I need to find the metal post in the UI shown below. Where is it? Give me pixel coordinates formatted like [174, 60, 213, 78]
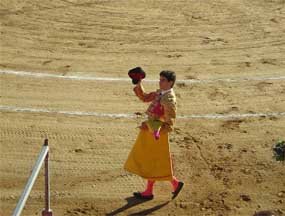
[12, 140, 49, 216]
[42, 139, 53, 216]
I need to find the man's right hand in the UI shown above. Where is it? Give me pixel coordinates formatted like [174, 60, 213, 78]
[136, 80, 142, 86]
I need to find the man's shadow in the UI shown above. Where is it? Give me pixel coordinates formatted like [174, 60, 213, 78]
[106, 196, 169, 216]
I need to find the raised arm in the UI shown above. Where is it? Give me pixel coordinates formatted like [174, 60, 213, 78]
[133, 82, 157, 102]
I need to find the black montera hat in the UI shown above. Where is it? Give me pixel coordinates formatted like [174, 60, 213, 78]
[128, 67, 146, 84]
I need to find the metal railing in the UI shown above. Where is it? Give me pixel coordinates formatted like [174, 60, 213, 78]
[12, 139, 53, 216]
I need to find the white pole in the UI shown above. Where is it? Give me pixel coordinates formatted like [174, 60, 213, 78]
[12, 144, 49, 216]
[42, 139, 53, 216]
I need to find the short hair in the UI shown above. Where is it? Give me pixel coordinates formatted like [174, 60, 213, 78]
[160, 70, 176, 87]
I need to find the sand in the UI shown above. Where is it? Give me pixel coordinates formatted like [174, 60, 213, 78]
[0, 0, 285, 215]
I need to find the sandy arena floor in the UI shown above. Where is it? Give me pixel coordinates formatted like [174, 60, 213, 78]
[1, 0, 285, 215]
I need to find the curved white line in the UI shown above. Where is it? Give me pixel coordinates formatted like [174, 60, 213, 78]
[0, 69, 131, 82]
[1, 69, 285, 83]
[179, 112, 285, 119]
[1, 105, 284, 120]
[0, 106, 133, 118]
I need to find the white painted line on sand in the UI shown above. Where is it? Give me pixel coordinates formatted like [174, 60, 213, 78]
[1, 105, 284, 120]
[0, 106, 132, 118]
[1, 69, 285, 83]
[0, 69, 131, 82]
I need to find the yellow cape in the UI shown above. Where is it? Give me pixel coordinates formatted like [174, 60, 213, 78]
[124, 129, 173, 181]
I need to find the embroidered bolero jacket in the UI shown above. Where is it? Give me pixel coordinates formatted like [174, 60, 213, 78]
[133, 84, 177, 132]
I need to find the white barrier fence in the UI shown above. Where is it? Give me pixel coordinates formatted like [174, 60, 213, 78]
[12, 139, 53, 216]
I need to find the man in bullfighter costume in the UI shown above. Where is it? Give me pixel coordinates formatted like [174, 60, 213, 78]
[124, 67, 184, 200]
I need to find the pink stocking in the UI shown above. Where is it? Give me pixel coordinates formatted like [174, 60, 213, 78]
[141, 180, 155, 196]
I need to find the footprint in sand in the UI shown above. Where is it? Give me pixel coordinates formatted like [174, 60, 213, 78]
[221, 119, 244, 130]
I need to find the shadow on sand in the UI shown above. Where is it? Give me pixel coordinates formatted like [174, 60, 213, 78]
[106, 196, 169, 216]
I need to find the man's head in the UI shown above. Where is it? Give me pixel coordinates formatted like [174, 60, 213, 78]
[159, 70, 176, 90]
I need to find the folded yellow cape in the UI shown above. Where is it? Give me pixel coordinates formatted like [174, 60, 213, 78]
[124, 129, 173, 181]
